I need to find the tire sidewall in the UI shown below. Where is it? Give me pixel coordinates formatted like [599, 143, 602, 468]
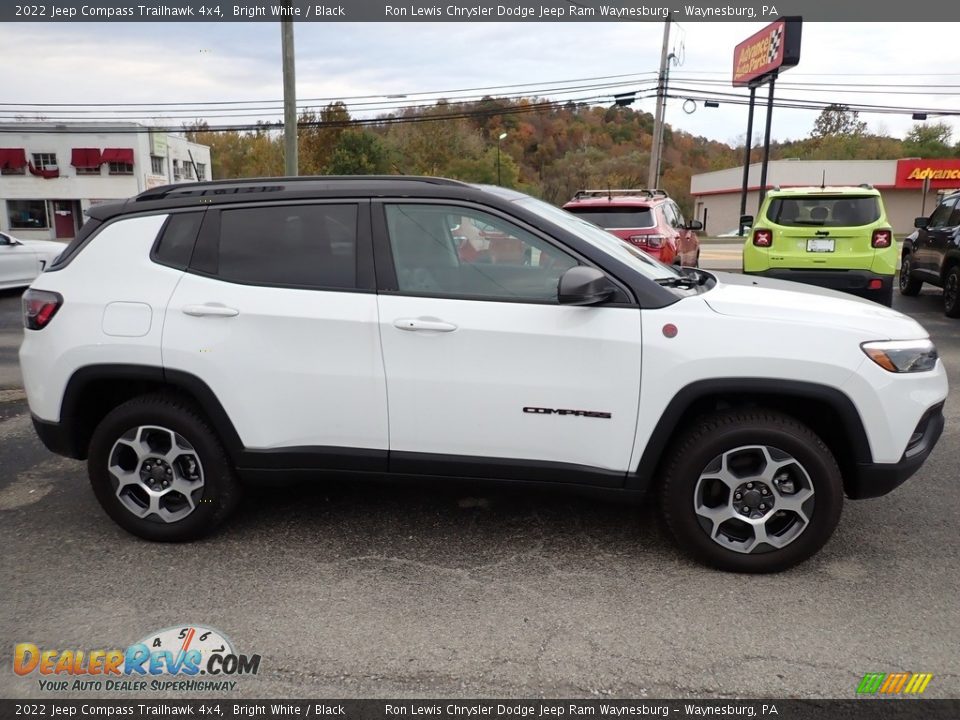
[663, 418, 843, 573]
[899, 256, 912, 292]
[88, 397, 237, 542]
[945, 267, 960, 317]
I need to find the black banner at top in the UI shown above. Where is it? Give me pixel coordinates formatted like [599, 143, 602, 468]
[1, 0, 957, 22]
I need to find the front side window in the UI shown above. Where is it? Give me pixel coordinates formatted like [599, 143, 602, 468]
[215, 204, 357, 289]
[7, 199, 49, 229]
[927, 197, 957, 229]
[766, 195, 881, 227]
[385, 204, 578, 301]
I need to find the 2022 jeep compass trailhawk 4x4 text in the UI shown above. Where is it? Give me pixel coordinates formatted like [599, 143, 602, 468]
[20, 176, 948, 573]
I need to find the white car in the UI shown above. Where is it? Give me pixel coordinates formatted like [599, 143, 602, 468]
[0, 232, 64, 290]
[18, 177, 948, 573]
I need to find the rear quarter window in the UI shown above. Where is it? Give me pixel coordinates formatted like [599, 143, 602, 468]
[766, 196, 881, 228]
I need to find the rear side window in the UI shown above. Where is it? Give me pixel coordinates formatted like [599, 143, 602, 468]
[766, 196, 881, 227]
[154, 212, 203, 269]
[216, 204, 357, 289]
[566, 207, 655, 229]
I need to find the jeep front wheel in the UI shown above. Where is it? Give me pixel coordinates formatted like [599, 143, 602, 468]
[660, 410, 843, 573]
[899, 255, 923, 296]
[88, 394, 241, 542]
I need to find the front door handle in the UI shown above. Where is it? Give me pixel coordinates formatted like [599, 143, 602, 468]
[182, 304, 240, 318]
[393, 317, 458, 332]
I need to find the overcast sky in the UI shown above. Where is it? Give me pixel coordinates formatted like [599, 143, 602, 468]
[3, 21, 960, 148]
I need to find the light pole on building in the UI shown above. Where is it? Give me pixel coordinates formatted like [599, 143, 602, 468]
[497, 132, 507, 185]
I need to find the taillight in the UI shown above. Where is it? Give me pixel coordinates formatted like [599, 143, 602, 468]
[22, 289, 63, 330]
[872, 229, 892, 248]
[630, 234, 665, 248]
[753, 229, 773, 247]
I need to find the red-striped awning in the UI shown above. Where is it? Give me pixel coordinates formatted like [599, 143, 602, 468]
[71, 148, 102, 168]
[0, 148, 28, 170]
[101, 148, 134, 164]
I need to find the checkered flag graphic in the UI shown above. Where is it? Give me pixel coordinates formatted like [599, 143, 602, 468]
[768, 26, 783, 63]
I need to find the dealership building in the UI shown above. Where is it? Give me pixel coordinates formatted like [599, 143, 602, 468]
[690, 158, 960, 236]
[0, 122, 212, 241]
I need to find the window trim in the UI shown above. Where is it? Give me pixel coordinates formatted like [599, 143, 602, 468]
[371, 199, 633, 306]
[187, 199, 376, 294]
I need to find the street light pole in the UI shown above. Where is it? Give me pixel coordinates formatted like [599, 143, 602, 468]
[497, 132, 507, 185]
[281, 13, 297, 176]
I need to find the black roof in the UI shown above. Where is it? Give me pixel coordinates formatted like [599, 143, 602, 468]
[86, 176, 480, 222]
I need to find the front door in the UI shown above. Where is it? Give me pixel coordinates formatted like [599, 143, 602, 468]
[374, 201, 642, 484]
[0, 232, 39, 286]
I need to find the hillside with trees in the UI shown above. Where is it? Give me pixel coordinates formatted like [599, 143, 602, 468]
[185, 101, 959, 216]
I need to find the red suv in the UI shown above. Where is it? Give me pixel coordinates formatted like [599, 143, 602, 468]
[562, 189, 701, 266]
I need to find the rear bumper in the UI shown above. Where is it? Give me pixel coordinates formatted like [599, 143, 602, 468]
[32, 414, 85, 460]
[846, 402, 945, 499]
[746, 269, 893, 301]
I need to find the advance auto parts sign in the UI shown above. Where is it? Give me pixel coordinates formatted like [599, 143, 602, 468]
[896, 159, 960, 189]
[732, 18, 802, 87]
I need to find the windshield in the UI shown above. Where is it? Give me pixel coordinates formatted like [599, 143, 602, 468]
[512, 196, 683, 281]
[566, 207, 655, 229]
[766, 195, 881, 227]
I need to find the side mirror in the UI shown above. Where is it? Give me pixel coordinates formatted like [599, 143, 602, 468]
[558, 266, 616, 306]
[739, 215, 754, 227]
[914, 217, 929, 229]
[686, 220, 703, 231]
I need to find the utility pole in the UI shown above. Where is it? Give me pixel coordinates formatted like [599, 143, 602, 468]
[647, 18, 671, 190]
[281, 14, 297, 176]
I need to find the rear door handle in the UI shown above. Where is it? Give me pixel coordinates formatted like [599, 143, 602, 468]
[393, 317, 458, 332]
[182, 304, 240, 318]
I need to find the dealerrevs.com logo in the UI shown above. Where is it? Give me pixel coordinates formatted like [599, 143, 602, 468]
[14, 625, 261, 692]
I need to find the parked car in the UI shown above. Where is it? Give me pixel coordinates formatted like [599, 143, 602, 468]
[19, 177, 946, 573]
[0, 231, 63, 290]
[562, 189, 701, 266]
[741, 186, 897, 306]
[899, 190, 960, 317]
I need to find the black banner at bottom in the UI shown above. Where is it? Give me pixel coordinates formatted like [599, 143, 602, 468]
[3, 699, 959, 720]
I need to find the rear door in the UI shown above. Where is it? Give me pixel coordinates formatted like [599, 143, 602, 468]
[373, 201, 642, 484]
[162, 201, 388, 467]
[918, 196, 958, 278]
[765, 195, 881, 270]
[0, 233, 39, 286]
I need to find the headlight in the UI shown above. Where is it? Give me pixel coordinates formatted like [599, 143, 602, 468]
[861, 339, 938, 373]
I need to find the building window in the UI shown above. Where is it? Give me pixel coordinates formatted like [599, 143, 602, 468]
[182, 161, 193, 180]
[151, 156, 165, 175]
[108, 162, 134, 175]
[76, 166, 101, 176]
[195, 163, 206, 181]
[1, 166, 25, 176]
[32, 153, 58, 170]
[172, 159, 181, 181]
[7, 200, 49, 229]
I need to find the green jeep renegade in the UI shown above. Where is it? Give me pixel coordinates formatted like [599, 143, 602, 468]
[742, 186, 896, 306]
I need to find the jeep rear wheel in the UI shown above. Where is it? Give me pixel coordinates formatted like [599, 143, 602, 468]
[899, 255, 922, 296]
[88, 394, 240, 541]
[944, 265, 960, 318]
[660, 410, 843, 573]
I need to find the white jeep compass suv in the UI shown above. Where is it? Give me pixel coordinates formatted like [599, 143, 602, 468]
[19, 177, 948, 573]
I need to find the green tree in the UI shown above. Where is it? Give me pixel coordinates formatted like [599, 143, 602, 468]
[811, 104, 868, 138]
[327, 129, 391, 174]
[904, 122, 954, 158]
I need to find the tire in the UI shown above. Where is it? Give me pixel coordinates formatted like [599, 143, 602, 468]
[899, 254, 923, 296]
[87, 393, 241, 542]
[944, 265, 960, 318]
[659, 410, 843, 573]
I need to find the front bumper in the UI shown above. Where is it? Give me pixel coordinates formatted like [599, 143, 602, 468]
[846, 402, 945, 499]
[746, 269, 893, 302]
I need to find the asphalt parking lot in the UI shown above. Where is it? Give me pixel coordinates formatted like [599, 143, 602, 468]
[2, 254, 958, 700]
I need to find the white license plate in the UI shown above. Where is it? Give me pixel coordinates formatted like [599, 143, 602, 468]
[806, 238, 835, 253]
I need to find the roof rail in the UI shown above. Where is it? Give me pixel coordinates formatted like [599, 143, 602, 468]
[572, 188, 670, 200]
[134, 175, 470, 202]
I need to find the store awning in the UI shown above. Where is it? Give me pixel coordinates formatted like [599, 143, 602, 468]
[101, 148, 134, 164]
[0, 148, 28, 170]
[71, 148, 103, 168]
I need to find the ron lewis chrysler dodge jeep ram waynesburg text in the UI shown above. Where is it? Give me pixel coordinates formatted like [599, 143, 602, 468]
[19, 177, 948, 573]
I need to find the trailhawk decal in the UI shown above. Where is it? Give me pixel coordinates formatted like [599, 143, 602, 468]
[523, 407, 612, 419]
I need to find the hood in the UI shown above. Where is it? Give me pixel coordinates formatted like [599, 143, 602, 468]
[19, 238, 66, 253]
[704, 271, 926, 339]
